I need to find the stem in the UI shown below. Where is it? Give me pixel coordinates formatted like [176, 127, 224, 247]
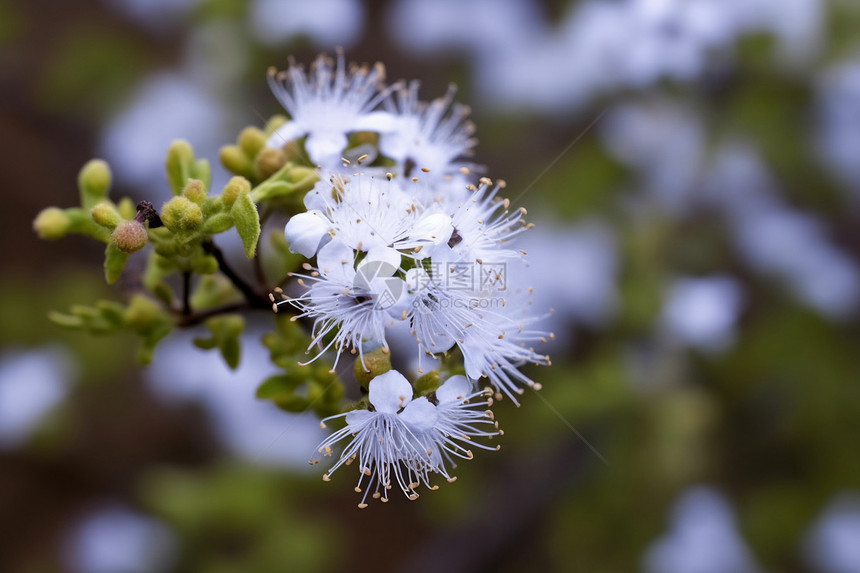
[181, 271, 192, 316]
[202, 239, 269, 309]
[174, 302, 247, 327]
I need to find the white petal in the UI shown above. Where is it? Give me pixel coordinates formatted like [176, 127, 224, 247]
[360, 246, 402, 274]
[316, 238, 354, 282]
[436, 375, 474, 404]
[353, 111, 399, 134]
[284, 210, 328, 257]
[344, 408, 374, 427]
[409, 213, 454, 245]
[399, 396, 438, 433]
[306, 132, 348, 164]
[368, 370, 413, 413]
[265, 121, 305, 148]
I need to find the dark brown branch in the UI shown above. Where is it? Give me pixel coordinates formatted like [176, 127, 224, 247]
[181, 271, 192, 316]
[202, 239, 269, 309]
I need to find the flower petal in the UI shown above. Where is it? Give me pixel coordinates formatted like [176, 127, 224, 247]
[306, 132, 348, 165]
[266, 121, 305, 148]
[399, 396, 438, 433]
[316, 238, 355, 282]
[368, 370, 413, 413]
[284, 210, 329, 257]
[436, 375, 474, 404]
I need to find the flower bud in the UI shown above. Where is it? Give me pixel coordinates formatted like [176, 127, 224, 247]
[221, 176, 251, 208]
[165, 140, 194, 195]
[354, 347, 392, 390]
[33, 207, 70, 239]
[219, 145, 252, 176]
[238, 126, 267, 157]
[91, 202, 121, 230]
[78, 159, 112, 209]
[161, 196, 203, 233]
[182, 179, 207, 205]
[112, 220, 148, 253]
[256, 147, 287, 180]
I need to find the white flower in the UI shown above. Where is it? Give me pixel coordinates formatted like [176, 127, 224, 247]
[286, 171, 454, 259]
[379, 81, 477, 179]
[421, 375, 500, 478]
[266, 51, 396, 165]
[314, 370, 439, 506]
[285, 239, 406, 370]
[424, 178, 527, 267]
[314, 370, 499, 507]
[407, 281, 551, 404]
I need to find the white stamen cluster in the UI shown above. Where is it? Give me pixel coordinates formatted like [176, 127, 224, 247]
[268, 52, 551, 506]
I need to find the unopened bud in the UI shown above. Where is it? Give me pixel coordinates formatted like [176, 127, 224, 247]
[165, 140, 194, 195]
[91, 202, 121, 230]
[78, 159, 112, 209]
[112, 220, 148, 253]
[182, 179, 207, 205]
[219, 145, 252, 176]
[33, 207, 70, 239]
[221, 176, 251, 208]
[238, 127, 267, 157]
[354, 347, 392, 390]
[161, 196, 203, 233]
[256, 147, 287, 180]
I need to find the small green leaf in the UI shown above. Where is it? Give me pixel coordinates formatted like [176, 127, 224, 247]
[231, 191, 260, 258]
[78, 159, 111, 210]
[193, 315, 245, 369]
[104, 242, 129, 284]
[202, 212, 233, 235]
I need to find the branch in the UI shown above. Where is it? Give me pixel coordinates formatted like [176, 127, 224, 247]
[202, 239, 269, 309]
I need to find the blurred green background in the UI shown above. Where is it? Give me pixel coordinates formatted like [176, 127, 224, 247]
[3, 0, 860, 572]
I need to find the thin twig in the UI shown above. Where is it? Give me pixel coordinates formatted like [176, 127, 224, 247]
[202, 239, 269, 309]
[181, 271, 192, 316]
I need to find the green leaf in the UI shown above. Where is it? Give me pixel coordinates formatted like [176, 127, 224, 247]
[104, 242, 129, 284]
[231, 191, 260, 258]
[202, 212, 233, 235]
[193, 315, 245, 369]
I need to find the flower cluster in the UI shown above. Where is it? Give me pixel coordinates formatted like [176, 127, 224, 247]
[270, 51, 551, 506]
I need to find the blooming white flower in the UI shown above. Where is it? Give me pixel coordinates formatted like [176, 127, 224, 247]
[285, 239, 406, 370]
[284, 171, 454, 260]
[266, 50, 396, 166]
[314, 370, 498, 507]
[379, 81, 477, 179]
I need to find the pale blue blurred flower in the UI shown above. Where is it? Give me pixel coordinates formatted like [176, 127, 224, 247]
[0, 346, 73, 449]
[64, 505, 176, 573]
[643, 486, 763, 573]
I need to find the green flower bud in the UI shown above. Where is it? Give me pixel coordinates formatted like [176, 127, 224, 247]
[256, 147, 287, 180]
[117, 197, 136, 220]
[33, 207, 70, 239]
[123, 294, 166, 331]
[182, 179, 207, 205]
[161, 196, 203, 233]
[238, 126, 267, 157]
[221, 176, 251, 208]
[112, 220, 148, 253]
[78, 159, 111, 210]
[264, 114, 287, 137]
[354, 347, 392, 390]
[91, 202, 122, 230]
[219, 145, 252, 177]
[190, 253, 218, 274]
[165, 140, 194, 195]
